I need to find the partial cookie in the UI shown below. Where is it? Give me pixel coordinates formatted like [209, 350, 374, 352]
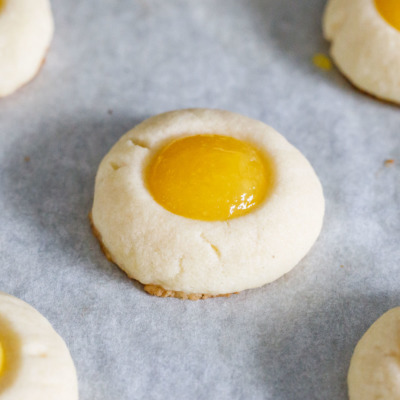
[323, 0, 400, 103]
[0, 0, 54, 97]
[91, 109, 324, 298]
[348, 307, 400, 400]
[0, 292, 78, 399]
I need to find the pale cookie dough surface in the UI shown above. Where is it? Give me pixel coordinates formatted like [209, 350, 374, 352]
[323, 0, 400, 103]
[0, 292, 78, 400]
[92, 109, 324, 296]
[0, 0, 54, 97]
[348, 307, 400, 400]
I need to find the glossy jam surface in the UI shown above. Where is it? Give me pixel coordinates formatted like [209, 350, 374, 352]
[0, 342, 4, 376]
[147, 135, 274, 221]
[375, 0, 400, 31]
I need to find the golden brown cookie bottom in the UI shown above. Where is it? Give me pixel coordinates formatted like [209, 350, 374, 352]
[89, 213, 237, 300]
[143, 284, 235, 300]
[332, 60, 400, 107]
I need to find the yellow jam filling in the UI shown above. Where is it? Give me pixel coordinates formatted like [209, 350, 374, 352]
[0, 342, 4, 376]
[312, 53, 332, 71]
[0, 0, 4, 13]
[375, 0, 400, 31]
[147, 134, 274, 221]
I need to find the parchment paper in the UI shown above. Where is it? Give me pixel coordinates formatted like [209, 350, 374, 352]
[0, 0, 399, 399]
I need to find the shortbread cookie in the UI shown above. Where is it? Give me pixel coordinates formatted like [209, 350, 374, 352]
[0, 0, 54, 97]
[91, 109, 324, 298]
[0, 292, 78, 400]
[348, 307, 400, 400]
[323, 0, 400, 103]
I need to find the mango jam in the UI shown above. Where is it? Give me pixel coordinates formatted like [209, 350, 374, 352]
[0, 342, 4, 376]
[375, 0, 400, 31]
[147, 134, 274, 221]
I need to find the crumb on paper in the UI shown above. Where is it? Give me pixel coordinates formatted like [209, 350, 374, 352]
[384, 159, 395, 166]
[24, 156, 30, 162]
[340, 265, 344, 268]
[108, 109, 113, 115]
[312, 53, 332, 71]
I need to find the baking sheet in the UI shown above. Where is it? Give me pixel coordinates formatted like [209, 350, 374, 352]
[1, 0, 400, 399]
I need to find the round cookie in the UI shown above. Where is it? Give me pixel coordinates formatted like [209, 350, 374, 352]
[0, 292, 78, 400]
[323, 0, 400, 103]
[91, 109, 324, 299]
[0, 0, 54, 97]
[348, 307, 400, 400]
